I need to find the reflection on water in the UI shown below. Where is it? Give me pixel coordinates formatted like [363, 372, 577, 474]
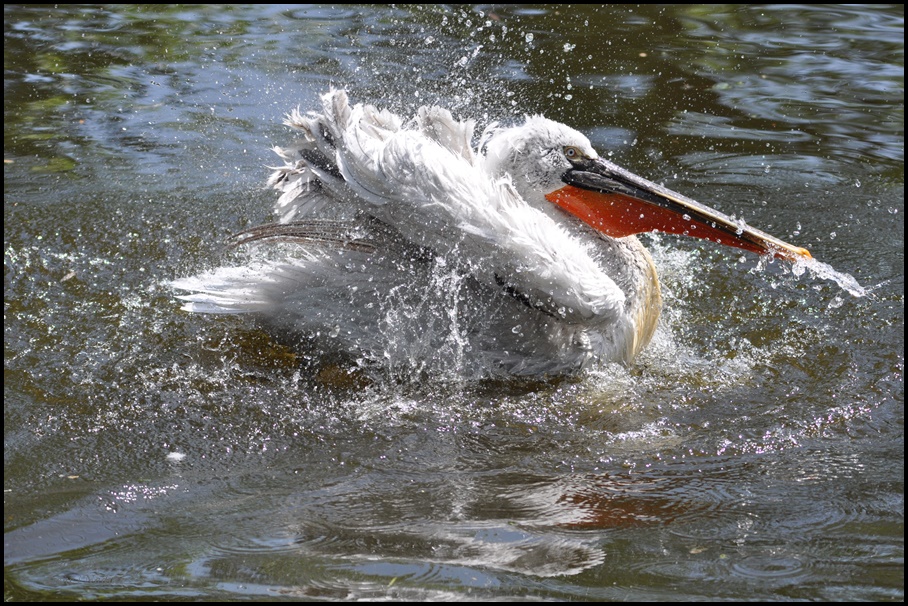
[4, 4, 903, 601]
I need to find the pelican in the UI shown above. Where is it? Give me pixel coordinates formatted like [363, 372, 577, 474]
[172, 89, 811, 377]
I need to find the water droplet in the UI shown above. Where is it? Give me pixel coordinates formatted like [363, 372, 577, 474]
[525, 32, 534, 43]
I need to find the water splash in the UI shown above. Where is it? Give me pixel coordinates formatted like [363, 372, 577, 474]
[749, 247, 869, 298]
[790, 256, 868, 298]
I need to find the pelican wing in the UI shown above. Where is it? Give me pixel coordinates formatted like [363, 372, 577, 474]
[296, 90, 626, 325]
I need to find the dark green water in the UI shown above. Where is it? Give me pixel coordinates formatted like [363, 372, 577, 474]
[5, 4, 903, 600]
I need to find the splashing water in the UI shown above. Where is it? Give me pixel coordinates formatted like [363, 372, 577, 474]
[745, 242, 869, 299]
[789, 256, 868, 298]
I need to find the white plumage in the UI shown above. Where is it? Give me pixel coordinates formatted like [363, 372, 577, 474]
[172, 89, 809, 378]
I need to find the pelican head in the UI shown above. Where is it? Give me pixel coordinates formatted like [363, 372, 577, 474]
[483, 115, 812, 262]
[482, 116, 598, 202]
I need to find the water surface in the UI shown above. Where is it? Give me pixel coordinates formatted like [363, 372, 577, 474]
[4, 4, 903, 600]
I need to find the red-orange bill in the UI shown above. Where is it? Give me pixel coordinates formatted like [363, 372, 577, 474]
[545, 157, 812, 262]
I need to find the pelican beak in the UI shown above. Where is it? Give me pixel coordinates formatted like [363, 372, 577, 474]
[545, 156, 812, 261]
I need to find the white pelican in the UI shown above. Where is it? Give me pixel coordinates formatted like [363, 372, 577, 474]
[172, 89, 811, 377]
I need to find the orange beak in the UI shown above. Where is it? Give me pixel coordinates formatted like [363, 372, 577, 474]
[545, 157, 812, 262]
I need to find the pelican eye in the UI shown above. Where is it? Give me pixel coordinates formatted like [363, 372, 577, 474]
[563, 146, 585, 162]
